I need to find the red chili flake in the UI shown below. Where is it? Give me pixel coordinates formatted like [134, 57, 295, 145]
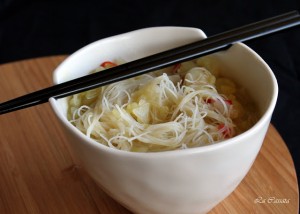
[206, 98, 215, 104]
[218, 124, 231, 138]
[224, 99, 232, 105]
[172, 63, 181, 73]
[100, 61, 117, 68]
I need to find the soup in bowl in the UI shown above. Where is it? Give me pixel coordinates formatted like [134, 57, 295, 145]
[49, 27, 278, 214]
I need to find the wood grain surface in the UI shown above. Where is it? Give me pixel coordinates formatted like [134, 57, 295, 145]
[0, 56, 298, 214]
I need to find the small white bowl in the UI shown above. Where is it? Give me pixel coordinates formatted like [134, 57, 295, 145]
[49, 27, 278, 214]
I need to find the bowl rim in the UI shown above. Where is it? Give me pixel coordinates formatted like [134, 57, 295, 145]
[49, 26, 278, 158]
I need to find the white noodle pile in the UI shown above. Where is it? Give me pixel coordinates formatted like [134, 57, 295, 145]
[68, 59, 256, 152]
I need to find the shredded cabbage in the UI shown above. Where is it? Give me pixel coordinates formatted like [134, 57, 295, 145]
[67, 56, 258, 152]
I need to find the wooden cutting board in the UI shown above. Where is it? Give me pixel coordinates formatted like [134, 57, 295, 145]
[0, 56, 298, 214]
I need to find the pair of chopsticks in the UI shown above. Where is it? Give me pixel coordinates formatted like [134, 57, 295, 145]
[1, 11, 300, 115]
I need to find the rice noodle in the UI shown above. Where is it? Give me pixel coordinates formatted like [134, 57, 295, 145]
[67, 56, 258, 152]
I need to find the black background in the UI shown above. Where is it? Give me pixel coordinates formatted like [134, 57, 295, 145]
[0, 0, 299, 184]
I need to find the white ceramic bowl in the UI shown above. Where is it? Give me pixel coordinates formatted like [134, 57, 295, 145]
[49, 27, 278, 214]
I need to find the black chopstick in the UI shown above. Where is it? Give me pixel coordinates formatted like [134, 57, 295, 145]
[1, 11, 300, 115]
